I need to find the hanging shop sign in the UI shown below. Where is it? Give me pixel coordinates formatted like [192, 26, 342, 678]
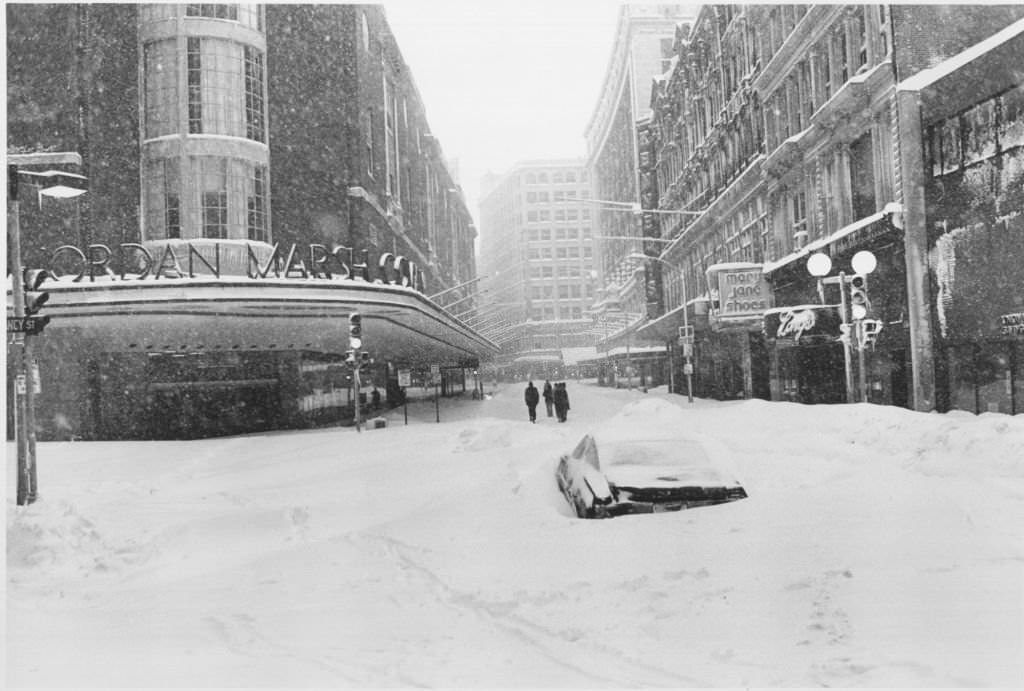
[763, 305, 843, 345]
[44, 241, 427, 293]
[706, 264, 772, 321]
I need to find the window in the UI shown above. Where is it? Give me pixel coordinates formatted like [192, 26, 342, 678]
[186, 37, 264, 141]
[187, 37, 202, 132]
[855, 8, 869, 71]
[199, 158, 228, 238]
[247, 166, 268, 242]
[143, 40, 176, 138]
[552, 172, 563, 184]
[540, 228, 551, 240]
[187, 4, 238, 21]
[790, 188, 808, 248]
[527, 191, 537, 203]
[877, 6, 890, 58]
[365, 109, 375, 176]
[385, 79, 400, 197]
[849, 132, 876, 218]
[527, 211, 538, 223]
[244, 46, 265, 142]
[144, 158, 181, 240]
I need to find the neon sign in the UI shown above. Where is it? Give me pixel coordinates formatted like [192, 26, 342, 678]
[46, 241, 427, 292]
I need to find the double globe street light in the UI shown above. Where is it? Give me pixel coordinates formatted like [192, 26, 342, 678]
[806, 249, 882, 404]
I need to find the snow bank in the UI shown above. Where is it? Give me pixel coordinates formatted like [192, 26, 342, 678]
[6, 385, 1024, 687]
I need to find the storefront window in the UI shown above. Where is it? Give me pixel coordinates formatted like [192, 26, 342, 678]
[977, 344, 1014, 414]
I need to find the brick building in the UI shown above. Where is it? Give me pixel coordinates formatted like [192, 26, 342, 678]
[6, 4, 486, 439]
[639, 4, 1024, 413]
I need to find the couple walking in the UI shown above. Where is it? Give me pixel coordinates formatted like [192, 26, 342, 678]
[524, 380, 571, 423]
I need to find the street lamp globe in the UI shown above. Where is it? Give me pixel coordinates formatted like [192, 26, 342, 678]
[806, 252, 833, 277]
[851, 250, 878, 275]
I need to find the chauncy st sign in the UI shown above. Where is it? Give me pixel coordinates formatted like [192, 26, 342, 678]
[42, 241, 428, 292]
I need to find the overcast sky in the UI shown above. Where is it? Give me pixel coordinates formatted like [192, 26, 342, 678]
[383, 1, 626, 231]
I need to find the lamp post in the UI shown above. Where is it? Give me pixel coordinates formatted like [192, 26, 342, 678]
[7, 154, 88, 505]
[807, 250, 878, 404]
[626, 253, 692, 403]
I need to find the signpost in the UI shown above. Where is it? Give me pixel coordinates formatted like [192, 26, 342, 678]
[430, 364, 440, 423]
[398, 369, 411, 425]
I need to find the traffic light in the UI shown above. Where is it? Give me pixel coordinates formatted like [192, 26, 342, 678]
[344, 350, 356, 365]
[22, 269, 50, 315]
[348, 312, 362, 349]
[848, 275, 871, 320]
[359, 351, 372, 371]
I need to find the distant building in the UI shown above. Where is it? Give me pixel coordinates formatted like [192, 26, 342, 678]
[477, 160, 598, 378]
[6, 4, 489, 439]
[583, 3, 692, 387]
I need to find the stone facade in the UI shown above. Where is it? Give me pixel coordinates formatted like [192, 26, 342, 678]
[642, 4, 1024, 413]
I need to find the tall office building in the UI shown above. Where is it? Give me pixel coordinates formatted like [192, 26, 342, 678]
[477, 160, 597, 376]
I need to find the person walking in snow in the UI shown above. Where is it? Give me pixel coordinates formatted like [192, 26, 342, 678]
[553, 382, 571, 422]
[542, 380, 554, 418]
[524, 381, 540, 423]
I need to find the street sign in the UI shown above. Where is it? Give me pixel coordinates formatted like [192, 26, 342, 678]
[683, 363, 694, 375]
[682, 342, 694, 358]
[15, 375, 26, 395]
[398, 369, 411, 388]
[7, 316, 49, 335]
[678, 325, 694, 340]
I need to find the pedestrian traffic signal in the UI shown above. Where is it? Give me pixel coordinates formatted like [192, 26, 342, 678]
[848, 275, 871, 320]
[359, 351, 372, 371]
[348, 312, 362, 349]
[344, 350, 356, 365]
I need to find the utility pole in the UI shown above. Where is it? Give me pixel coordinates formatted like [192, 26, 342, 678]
[7, 155, 87, 505]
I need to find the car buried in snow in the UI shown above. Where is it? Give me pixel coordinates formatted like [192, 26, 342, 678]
[555, 432, 748, 519]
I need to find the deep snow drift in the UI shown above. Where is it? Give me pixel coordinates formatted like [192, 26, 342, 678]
[6, 383, 1024, 687]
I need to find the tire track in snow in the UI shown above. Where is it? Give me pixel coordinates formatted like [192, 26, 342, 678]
[355, 531, 711, 687]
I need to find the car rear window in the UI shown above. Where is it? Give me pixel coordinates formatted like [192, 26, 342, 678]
[604, 439, 712, 467]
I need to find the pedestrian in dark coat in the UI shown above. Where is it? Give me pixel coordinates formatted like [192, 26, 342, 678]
[542, 380, 554, 417]
[553, 382, 571, 422]
[524, 381, 540, 423]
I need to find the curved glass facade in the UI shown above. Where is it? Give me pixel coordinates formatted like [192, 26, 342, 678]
[139, 3, 269, 242]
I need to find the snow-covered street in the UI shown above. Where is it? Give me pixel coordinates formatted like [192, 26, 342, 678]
[6, 382, 1024, 687]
